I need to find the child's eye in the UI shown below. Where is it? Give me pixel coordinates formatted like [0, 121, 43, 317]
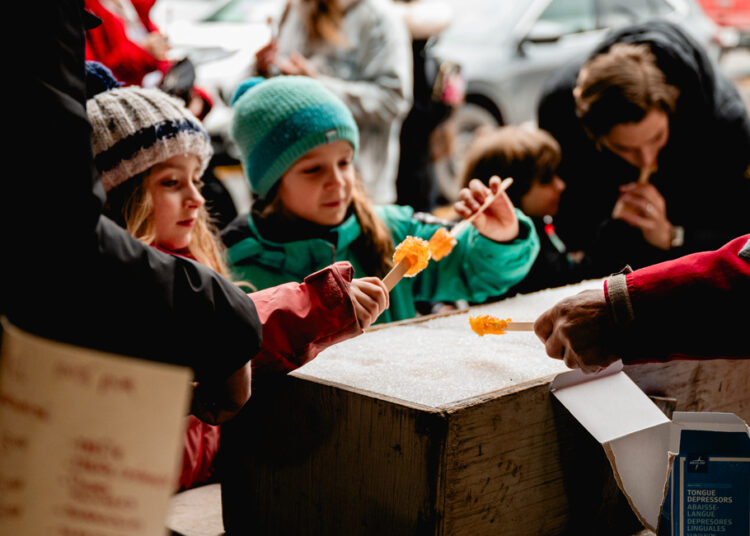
[193, 178, 204, 188]
[160, 178, 179, 187]
[303, 166, 322, 174]
[338, 158, 352, 168]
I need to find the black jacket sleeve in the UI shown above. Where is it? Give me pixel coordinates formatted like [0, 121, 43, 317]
[2, 0, 261, 384]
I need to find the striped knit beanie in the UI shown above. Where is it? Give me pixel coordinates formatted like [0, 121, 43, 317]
[230, 76, 359, 199]
[87, 86, 213, 192]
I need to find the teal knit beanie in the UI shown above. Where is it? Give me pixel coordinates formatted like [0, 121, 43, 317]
[230, 76, 359, 199]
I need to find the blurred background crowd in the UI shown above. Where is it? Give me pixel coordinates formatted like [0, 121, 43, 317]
[85, 0, 750, 221]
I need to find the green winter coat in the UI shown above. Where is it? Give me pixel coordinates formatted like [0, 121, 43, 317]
[226, 204, 540, 324]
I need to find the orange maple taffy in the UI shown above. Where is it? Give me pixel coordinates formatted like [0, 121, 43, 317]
[469, 314, 511, 336]
[393, 235, 431, 276]
[428, 227, 457, 261]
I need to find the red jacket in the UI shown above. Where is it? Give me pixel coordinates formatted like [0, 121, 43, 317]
[178, 261, 362, 490]
[84, 0, 169, 86]
[605, 234, 750, 364]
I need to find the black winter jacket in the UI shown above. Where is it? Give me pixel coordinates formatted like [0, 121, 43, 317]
[2, 0, 261, 387]
[538, 20, 750, 275]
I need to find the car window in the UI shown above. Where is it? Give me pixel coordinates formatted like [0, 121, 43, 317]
[537, 0, 597, 34]
[435, 0, 529, 45]
[647, 0, 677, 16]
[597, 0, 676, 27]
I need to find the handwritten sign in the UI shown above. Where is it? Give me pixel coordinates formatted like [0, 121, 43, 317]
[0, 319, 193, 536]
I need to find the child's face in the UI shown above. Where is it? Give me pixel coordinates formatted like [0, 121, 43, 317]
[145, 154, 205, 251]
[278, 140, 355, 226]
[520, 175, 566, 217]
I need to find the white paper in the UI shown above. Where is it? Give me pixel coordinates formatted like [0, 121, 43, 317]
[550, 366, 669, 444]
[0, 319, 193, 536]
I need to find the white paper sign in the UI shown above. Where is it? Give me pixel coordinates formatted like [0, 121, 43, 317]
[0, 319, 193, 536]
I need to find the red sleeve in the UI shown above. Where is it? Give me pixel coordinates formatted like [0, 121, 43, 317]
[84, 0, 162, 86]
[130, 0, 159, 32]
[178, 415, 220, 491]
[621, 234, 750, 363]
[248, 261, 362, 375]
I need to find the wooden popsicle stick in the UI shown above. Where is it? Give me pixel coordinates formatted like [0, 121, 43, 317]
[450, 177, 514, 238]
[503, 321, 535, 332]
[637, 165, 654, 184]
[382, 257, 411, 291]
[614, 165, 655, 217]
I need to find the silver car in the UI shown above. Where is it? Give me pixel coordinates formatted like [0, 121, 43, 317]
[426, 0, 721, 199]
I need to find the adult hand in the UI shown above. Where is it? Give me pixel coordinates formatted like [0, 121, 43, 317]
[613, 183, 672, 249]
[255, 40, 278, 75]
[143, 32, 170, 61]
[191, 362, 252, 424]
[453, 176, 519, 242]
[278, 52, 318, 77]
[533, 289, 619, 373]
[350, 277, 389, 329]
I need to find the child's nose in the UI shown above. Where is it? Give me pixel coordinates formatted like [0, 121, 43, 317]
[187, 184, 205, 207]
[328, 168, 347, 188]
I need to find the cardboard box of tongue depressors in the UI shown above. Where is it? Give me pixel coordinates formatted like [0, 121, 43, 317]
[551, 361, 750, 536]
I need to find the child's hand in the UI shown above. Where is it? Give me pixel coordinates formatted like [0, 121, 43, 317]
[255, 40, 278, 75]
[454, 176, 519, 242]
[350, 277, 389, 329]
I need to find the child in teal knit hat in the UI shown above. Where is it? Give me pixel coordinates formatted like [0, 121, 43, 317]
[222, 75, 541, 324]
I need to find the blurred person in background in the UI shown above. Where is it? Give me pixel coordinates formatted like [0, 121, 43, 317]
[538, 20, 750, 277]
[458, 124, 595, 299]
[84, 0, 171, 87]
[393, 0, 464, 214]
[84, 0, 213, 119]
[253, 0, 413, 205]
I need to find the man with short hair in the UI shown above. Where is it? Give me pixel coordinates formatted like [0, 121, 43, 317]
[538, 20, 750, 276]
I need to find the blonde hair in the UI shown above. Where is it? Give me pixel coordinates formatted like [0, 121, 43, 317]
[118, 176, 237, 282]
[574, 43, 680, 138]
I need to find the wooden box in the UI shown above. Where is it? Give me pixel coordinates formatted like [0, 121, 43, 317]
[218, 280, 750, 535]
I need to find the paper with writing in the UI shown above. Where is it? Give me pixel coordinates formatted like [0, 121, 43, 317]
[0, 319, 193, 536]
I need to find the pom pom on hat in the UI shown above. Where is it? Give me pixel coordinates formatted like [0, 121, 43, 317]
[85, 61, 123, 99]
[87, 86, 213, 192]
[230, 76, 266, 106]
[230, 76, 359, 199]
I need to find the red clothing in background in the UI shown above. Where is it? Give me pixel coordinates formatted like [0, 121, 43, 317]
[84, 0, 169, 86]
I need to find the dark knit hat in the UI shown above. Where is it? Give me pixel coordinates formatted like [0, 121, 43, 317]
[87, 86, 213, 192]
[85, 61, 123, 99]
[230, 76, 359, 199]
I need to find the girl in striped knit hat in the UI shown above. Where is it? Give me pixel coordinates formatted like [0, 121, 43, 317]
[86, 69, 388, 492]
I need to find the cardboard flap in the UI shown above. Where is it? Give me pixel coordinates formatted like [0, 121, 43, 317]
[550, 361, 669, 444]
[671, 411, 750, 433]
[606, 422, 672, 530]
[550, 361, 672, 530]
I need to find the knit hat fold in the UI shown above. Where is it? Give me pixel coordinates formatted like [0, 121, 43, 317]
[87, 87, 213, 192]
[230, 76, 359, 199]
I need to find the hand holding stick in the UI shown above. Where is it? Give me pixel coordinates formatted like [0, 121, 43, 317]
[450, 176, 514, 239]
